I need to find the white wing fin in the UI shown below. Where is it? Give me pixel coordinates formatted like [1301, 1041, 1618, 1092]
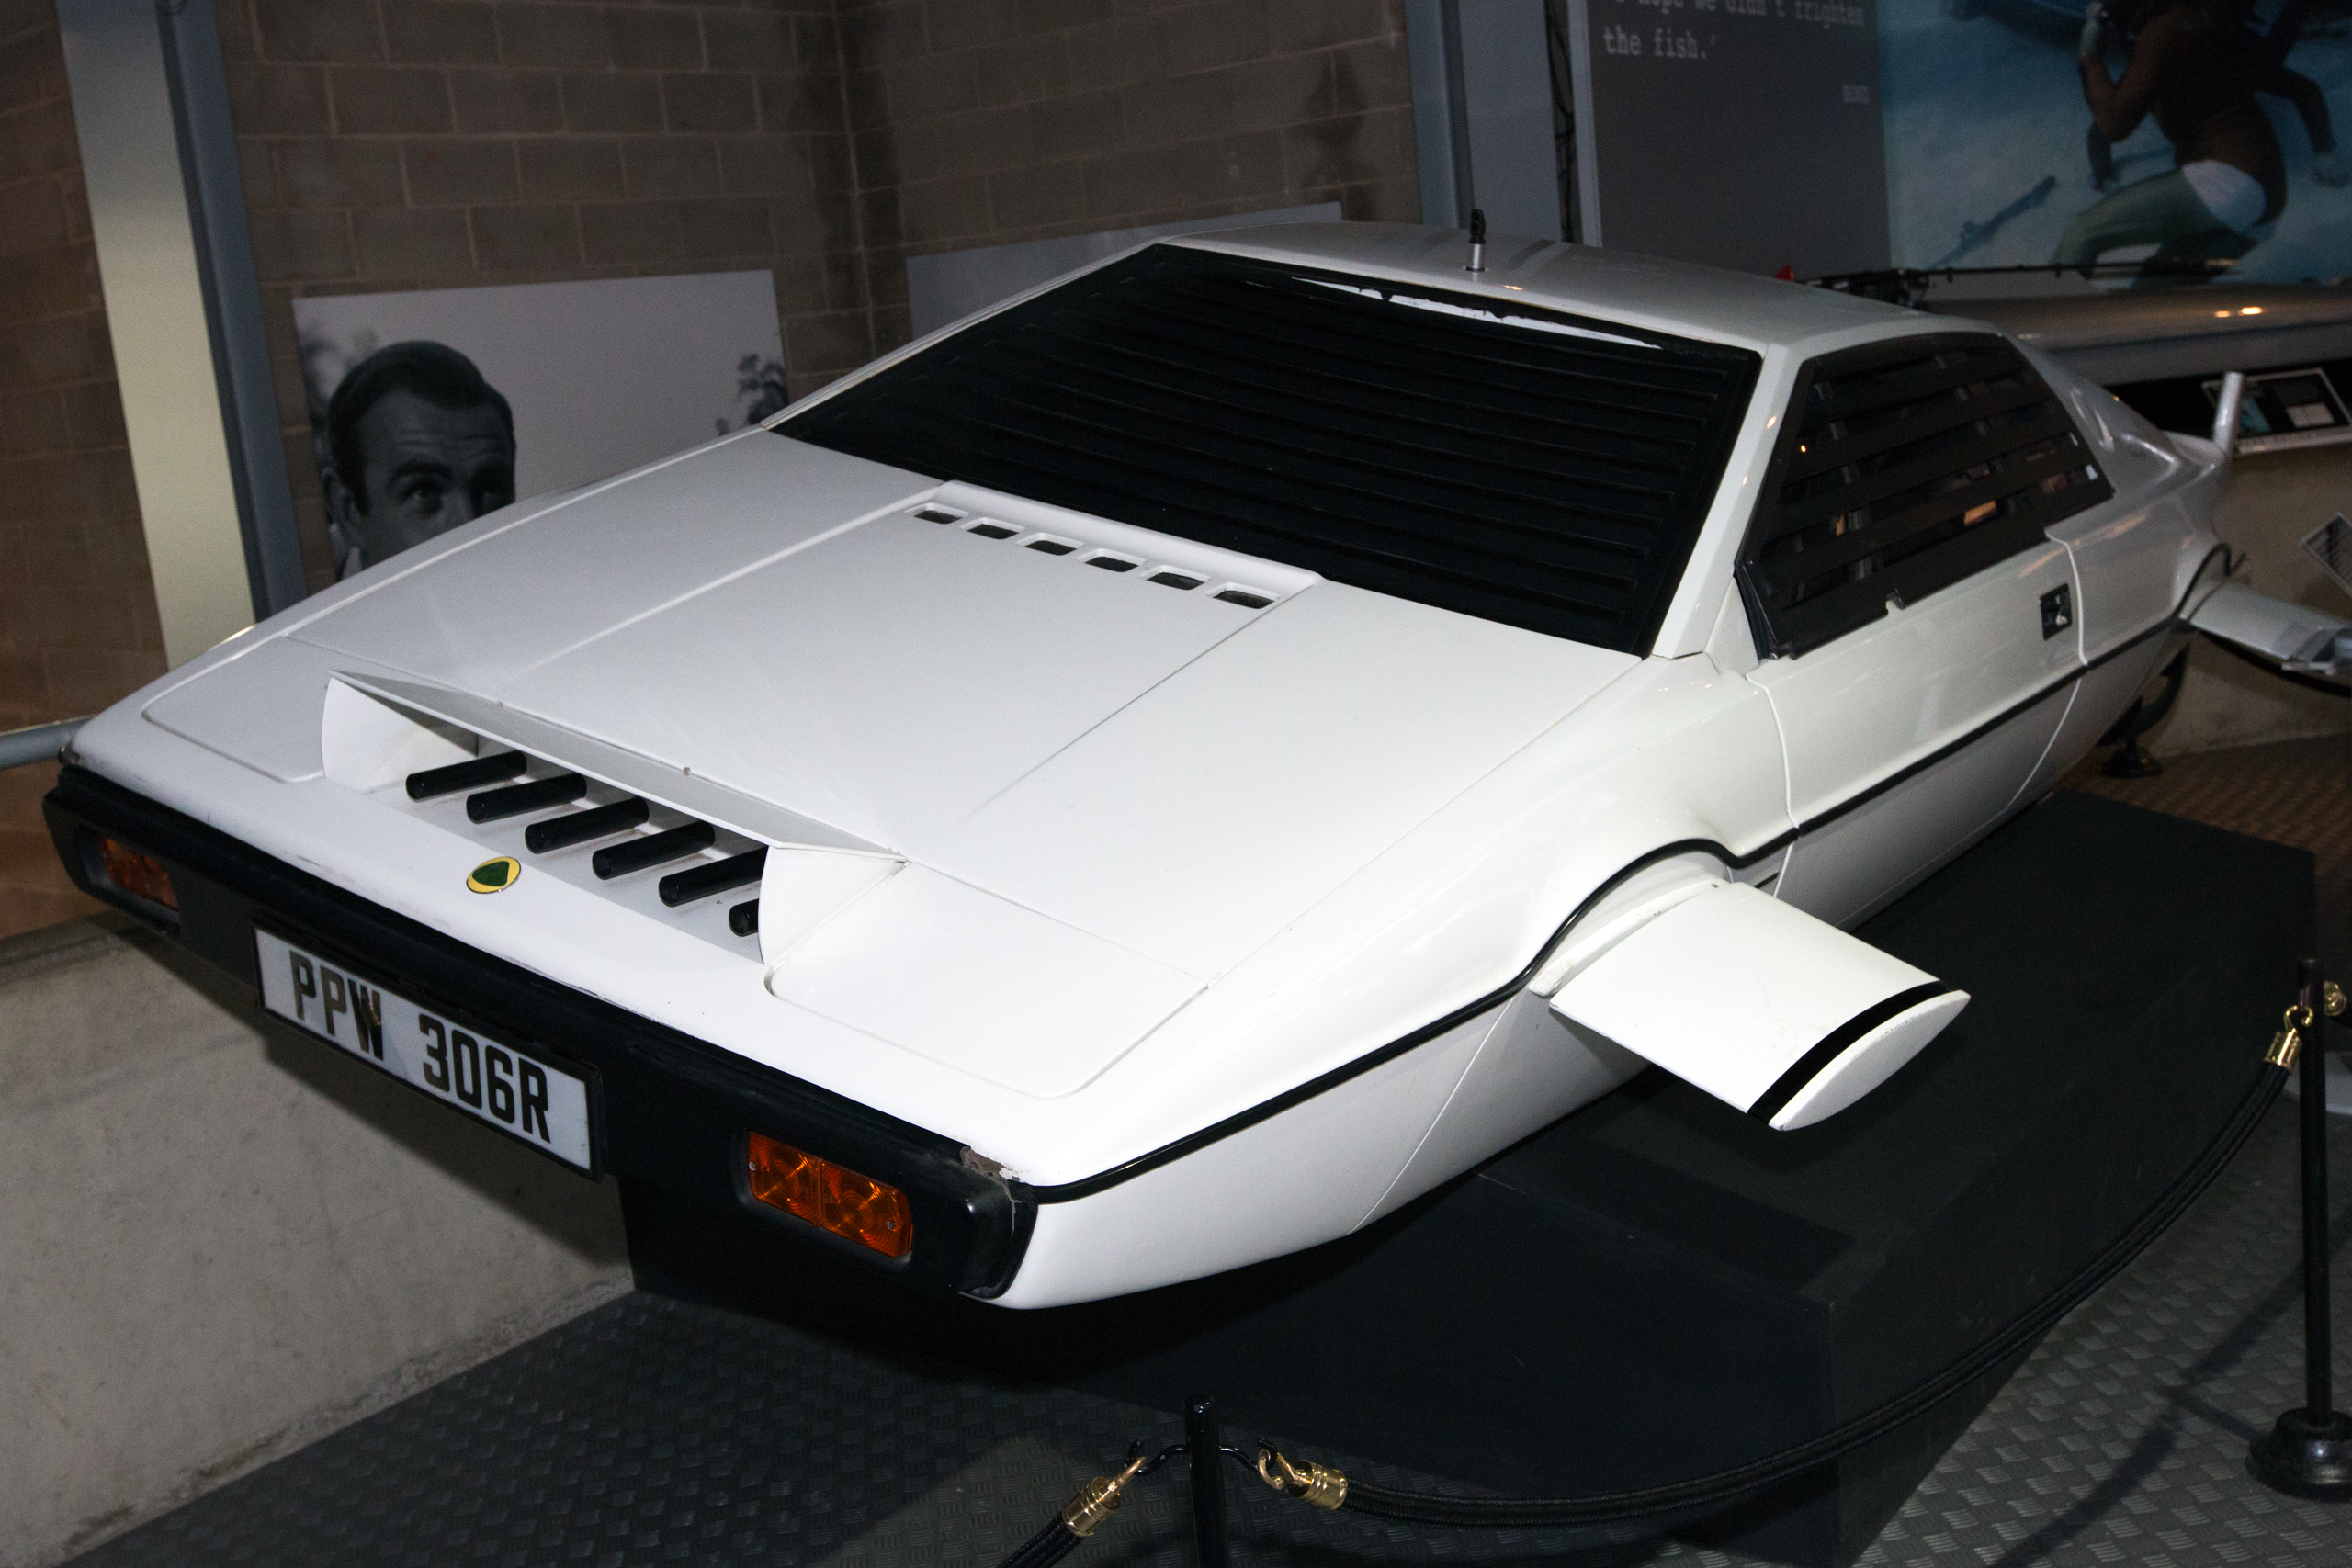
[1548, 881, 1968, 1131]
[2188, 581, 2349, 670]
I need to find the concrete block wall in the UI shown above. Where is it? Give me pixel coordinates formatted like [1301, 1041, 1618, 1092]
[214, 0, 867, 588]
[218, 0, 1420, 581]
[1, 916, 631, 1567]
[0, 0, 164, 939]
[0, 0, 1420, 947]
[835, 0, 1418, 354]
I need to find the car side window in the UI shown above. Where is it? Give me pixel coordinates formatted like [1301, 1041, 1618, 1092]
[1736, 333, 2112, 659]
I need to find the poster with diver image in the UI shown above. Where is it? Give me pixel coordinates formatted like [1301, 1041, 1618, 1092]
[1882, 0, 2352, 282]
[291, 271, 784, 583]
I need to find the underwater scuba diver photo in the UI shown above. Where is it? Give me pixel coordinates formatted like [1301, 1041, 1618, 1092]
[1883, 0, 2352, 281]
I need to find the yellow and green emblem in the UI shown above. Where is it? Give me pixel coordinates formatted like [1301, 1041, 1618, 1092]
[466, 856, 521, 894]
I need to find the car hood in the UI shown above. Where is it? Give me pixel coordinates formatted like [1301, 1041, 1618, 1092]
[288, 433, 1639, 979]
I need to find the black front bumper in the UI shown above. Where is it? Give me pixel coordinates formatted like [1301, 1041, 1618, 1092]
[46, 766, 1030, 1297]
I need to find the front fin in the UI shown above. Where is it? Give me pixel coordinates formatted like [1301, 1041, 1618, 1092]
[1548, 882, 1967, 1130]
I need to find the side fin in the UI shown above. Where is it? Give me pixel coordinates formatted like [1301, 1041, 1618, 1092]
[2188, 581, 2348, 671]
[1548, 882, 1967, 1131]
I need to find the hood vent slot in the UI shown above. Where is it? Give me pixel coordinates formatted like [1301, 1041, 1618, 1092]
[1737, 333, 2113, 657]
[902, 500, 1281, 607]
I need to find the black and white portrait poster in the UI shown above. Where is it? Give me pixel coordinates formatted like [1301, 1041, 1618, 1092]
[292, 271, 786, 581]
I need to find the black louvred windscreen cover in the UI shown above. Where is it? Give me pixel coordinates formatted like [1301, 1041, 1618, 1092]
[779, 245, 1761, 653]
[1739, 333, 2114, 656]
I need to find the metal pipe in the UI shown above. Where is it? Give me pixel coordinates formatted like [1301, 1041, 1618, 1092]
[1185, 1397, 1229, 1568]
[157, 0, 308, 618]
[0, 718, 89, 772]
[2212, 370, 2247, 457]
[2301, 959, 2335, 1418]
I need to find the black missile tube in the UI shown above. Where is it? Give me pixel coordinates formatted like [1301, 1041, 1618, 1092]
[467, 773, 586, 822]
[525, 798, 650, 852]
[405, 750, 526, 800]
[593, 822, 716, 880]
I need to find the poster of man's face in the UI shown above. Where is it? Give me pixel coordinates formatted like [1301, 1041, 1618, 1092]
[295, 271, 786, 581]
[322, 342, 517, 570]
[1881, 0, 2352, 282]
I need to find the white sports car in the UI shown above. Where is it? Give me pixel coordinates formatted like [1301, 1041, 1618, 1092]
[47, 224, 2326, 1307]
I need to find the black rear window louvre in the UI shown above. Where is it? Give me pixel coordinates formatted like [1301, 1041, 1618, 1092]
[1736, 333, 2113, 658]
[779, 245, 1761, 653]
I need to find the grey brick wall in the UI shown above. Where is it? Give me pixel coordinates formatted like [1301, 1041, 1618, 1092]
[836, 0, 1418, 354]
[216, 0, 863, 585]
[221, 0, 1419, 569]
[0, 0, 165, 938]
[0, 0, 1419, 943]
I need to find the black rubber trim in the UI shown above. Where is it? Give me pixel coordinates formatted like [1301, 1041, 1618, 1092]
[1032, 611, 2193, 1202]
[42, 767, 1028, 1297]
[1795, 614, 2174, 839]
[62, 613, 2204, 1228]
[1026, 835, 1785, 1203]
[1745, 981, 1956, 1126]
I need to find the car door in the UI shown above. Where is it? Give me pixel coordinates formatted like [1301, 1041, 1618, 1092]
[1736, 333, 2112, 929]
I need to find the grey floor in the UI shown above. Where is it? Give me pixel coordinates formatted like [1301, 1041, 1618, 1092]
[67, 1100, 2352, 1567]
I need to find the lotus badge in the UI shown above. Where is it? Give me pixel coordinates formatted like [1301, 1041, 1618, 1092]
[466, 856, 521, 894]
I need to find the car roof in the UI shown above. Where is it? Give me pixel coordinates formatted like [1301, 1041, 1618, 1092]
[1169, 221, 1922, 358]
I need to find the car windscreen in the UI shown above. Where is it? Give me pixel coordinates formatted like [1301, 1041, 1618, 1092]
[778, 244, 1761, 653]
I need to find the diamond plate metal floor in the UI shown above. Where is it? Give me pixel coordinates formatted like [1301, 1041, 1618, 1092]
[66, 1100, 2352, 1568]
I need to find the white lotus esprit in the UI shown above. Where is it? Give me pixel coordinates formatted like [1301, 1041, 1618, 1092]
[48, 224, 2335, 1307]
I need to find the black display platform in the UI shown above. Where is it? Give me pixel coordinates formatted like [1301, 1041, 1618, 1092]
[626, 792, 2314, 1568]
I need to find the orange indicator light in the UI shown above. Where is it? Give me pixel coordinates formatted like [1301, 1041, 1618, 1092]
[745, 1132, 913, 1258]
[99, 837, 177, 911]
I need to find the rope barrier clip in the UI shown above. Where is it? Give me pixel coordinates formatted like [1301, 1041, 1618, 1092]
[1059, 1452, 1149, 1539]
[1256, 1447, 1348, 1510]
[2267, 1002, 2316, 1070]
[2325, 981, 2346, 1019]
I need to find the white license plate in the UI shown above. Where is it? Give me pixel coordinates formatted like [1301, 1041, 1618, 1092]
[255, 929, 594, 1171]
